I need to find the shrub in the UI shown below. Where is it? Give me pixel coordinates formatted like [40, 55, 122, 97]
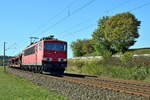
[120, 52, 133, 65]
[67, 57, 150, 81]
[131, 67, 149, 80]
[76, 61, 84, 69]
[102, 50, 112, 59]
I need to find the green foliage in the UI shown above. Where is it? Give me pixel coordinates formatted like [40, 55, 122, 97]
[92, 12, 141, 54]
[0, 56, 12, 66]
[71, 40, 84, 57]
[132, 67, 150, 80]
[67, 57, 150, 81]
[101, 50, 112, 59]
[76, 61, 85, 69]
[0, 60, 2, 65]
[82, 63, 103, 75]
[92, 16, 113, 56]
[71, 12, 141, 57]
[120, 52, 133, 64]
[128, 48, 150, 54]
[95, 41, 111, 55]
[104, 12, 140, 52]
[92, 16, 109, 41]
[71, 39, 95, 57]
[0, 56, 12, 60]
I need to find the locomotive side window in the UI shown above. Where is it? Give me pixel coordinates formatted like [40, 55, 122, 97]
[24, 46, 35, 56]
[44, 43, 67, 51]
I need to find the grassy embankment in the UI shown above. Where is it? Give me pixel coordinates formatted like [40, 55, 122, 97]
[66, 56, 150, 82]
[0, 67, 69, 100]
[128, 48, 150, 54]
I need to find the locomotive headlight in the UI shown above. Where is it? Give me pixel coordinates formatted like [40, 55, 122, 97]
[43, 58, 47, 61]
[48, 58, 52, 61]
[43, 57, 52, 61]
[63, 58, 67, 62]
[58, 58, 63, 62]
[58, 58, 67, 62]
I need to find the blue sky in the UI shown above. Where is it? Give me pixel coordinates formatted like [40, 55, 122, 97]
[0, 0, 150, 58]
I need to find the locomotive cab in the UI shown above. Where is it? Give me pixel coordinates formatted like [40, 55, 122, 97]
[42, 40, 67, 74]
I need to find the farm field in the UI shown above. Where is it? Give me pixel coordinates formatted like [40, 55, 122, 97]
[0, 67, 69, 100]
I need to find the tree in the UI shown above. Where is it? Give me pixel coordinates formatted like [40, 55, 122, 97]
[103, 12, 140, 52]
[92, 16, 114, 55]
[71, 39, 95, 57]
[71, 12, 140, 57]
[82, 39, 95, 56]
[92, 12, 140, 53]
[71, 40, 85, 57]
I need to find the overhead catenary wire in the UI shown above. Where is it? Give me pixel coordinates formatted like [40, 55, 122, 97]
[105, 0, 132, 14]
[6, 43, 22, 56]
[61, 1, 150, 39]
[6, 43, 17, 50]
[62, 24, 95, 47]
[60, 23, 95, 39]
[59, 18, 92, 34]
[31, 0, 76, 35]
[31, 0, 149, 41]
[58, 0, 130, 38]
[33, 0, 133, 38]
[64, 2, 150, 38]
[129, 1, 150, 12]
[71, 0, 97, 15]
[43, 0, 142, 38]
[39, 0, 97, 34]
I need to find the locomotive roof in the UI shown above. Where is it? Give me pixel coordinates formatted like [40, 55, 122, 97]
[25, 39, 67, 50]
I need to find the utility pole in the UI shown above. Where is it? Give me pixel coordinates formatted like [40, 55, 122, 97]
[3, 42, 6, 72]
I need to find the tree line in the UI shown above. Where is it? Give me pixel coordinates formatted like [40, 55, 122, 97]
[0, 56, 12, 65]
[71, 12, 141, 57]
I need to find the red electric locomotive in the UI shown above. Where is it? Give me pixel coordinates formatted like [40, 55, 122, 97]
[9, 36, 67, 74]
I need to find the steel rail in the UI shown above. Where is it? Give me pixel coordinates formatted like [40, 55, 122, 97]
[42, 75, 150, 97]
[9, 68, 150, 97]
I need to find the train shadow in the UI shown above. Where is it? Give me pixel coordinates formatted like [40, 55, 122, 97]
[63, 73, 97, 78]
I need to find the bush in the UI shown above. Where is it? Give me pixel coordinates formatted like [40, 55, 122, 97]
[120, 52, 133, 65]
[132, 67, 150, 80]
[82, 61, 103, 75]
[76, 61, 84, 69]
[102, 50, 112, 59]
[67, 56, 150, 81]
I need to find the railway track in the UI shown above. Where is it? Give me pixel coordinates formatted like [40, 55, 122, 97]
[7, 68, 150, 98]
[42, 73, 150, 97]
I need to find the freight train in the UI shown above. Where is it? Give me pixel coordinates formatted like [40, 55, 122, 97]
[9, 36, 67, 74]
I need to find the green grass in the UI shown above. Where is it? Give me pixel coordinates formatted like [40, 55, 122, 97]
[66, 58, 150, 81]
[128, 48, 150, 54]
[0, 67, 69, 100]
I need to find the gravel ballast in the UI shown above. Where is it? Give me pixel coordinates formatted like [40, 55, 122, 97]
[7, 68, 150, 100]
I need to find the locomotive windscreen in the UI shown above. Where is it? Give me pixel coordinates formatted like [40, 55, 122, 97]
[44, 42, 67, 51]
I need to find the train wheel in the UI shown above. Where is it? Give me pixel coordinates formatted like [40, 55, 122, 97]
[29, 66, 31, 71]
[37, 66, 39, 73]
[32, 66, 34, 72]
[34, 66, 36, 73]
[33, 66, 35, 73]
[35, 66, 38, 73]
[32, 66, 35, 72]
[39, 66, 43, 74]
